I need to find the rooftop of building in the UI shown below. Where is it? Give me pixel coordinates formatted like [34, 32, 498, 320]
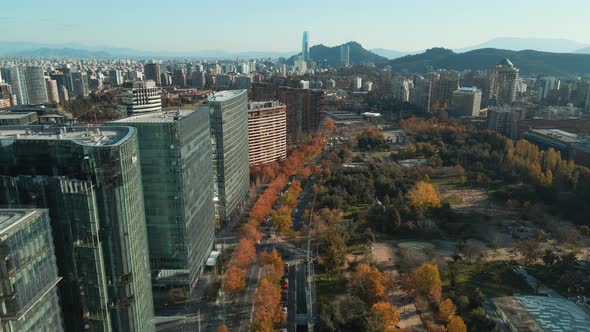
[0, 209, 44, 239]
[528, 128, 581, 143]
[0, 125, 133, 146]
[110, 109, 199, 124]
[498, 58, 514, 67]
[0, 111, 37, 119]
[247, 100, 285, 110]
[207, 89, 246, 102]
[492, 296, 590, 332]
[0, 104, 57, 113]
[456, 87, 480, 93]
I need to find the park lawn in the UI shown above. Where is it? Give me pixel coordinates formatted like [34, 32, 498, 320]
[345, 204, 369, 217]
[444, 261, 534, 298]
[315, 272, 347, 299]
[442, 195, 463, 206]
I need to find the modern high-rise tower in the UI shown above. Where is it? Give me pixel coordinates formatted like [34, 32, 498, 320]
[208, 90, 250, 222]
[302, 31, 309, 61]
[109, 109, 216, 291]
[144, 63, 161, 86]
[247, 101, 287, 165]
[487, 58, 519, 105]
[0, 209, 64, 332]
[0, 126, 155, 332]
[340, 44, 350, 67]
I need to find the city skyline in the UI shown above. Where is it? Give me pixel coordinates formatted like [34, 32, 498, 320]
[2, 0, 590, 54]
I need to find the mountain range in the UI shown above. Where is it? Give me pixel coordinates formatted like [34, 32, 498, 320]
[3, 38, 590, 76]
[371, 37, 590, 60]
[0, 41, 295, 59]
[386, 47, 590, 76]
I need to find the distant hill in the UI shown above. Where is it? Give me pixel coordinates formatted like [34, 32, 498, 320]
[289, 42, 388, 66]
[457, 37, 589, 53]
[0, 41, 296, 59]
[575, 47, 590, 55]
[386, 47, 590, 76]
[16, 47, 112, 58]
[370, 48, 407, 59]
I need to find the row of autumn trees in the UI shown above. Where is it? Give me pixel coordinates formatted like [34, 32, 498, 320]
[219, 138, 327, 331]
[400, 116, 590, 224]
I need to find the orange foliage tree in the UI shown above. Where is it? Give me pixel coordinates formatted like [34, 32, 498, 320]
[240, 223, 262, 243]
[438, 298, 457, 323]
[407, 181, 441, 212]
[253, 279, 284, 330]
[446, 316, 467, 332]
[352, 263, 386, 304]
[215, 324, 229, 332]
[223, 265, 246, 296]
[271, 206, 292, 233]
[370, 302, 400, 331]
[259, 249, 285, 283]
[233, 238, 256, 269]
[411, 263, 442, 296]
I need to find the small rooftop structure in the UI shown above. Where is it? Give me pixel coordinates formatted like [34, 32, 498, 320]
[498, 58, 514, 67]
[207, 89, 246, 103]
[0, 125, 133, 146]
[457, 86, 480, 93]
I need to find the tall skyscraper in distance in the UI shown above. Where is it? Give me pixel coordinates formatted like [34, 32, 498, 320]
[144, 63, 161, 86]
[6, 67, 29, 105]
[0, 126, 155, 332]
[72, 71, 89, 97]
[302, 31, 309, 61]
[109, 69, 124, 86]
[24, 66, 48, 104]
[46, 78, 59, 104]
[109, 109, 216, 291]
[0, 209, 64, 332]
[208, 90, 250, 221]
[487, 58, 519, 105]
[340, 44, 350, 67]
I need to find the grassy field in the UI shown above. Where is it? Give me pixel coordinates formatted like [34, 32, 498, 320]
[443, 261, 534, 298]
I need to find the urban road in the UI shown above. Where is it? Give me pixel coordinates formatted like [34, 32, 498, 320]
[155, 141, 339, 332]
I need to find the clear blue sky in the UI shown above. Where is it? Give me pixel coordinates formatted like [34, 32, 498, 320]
[2, 0, 589, 52]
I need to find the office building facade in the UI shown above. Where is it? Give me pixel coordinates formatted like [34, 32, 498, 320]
[430, 72, 459, 108]
[144, 63, 161, 86]
[119, 80, 162, 115]
[450, 87, 482, 117]
[110, 110, 215, 289]
[0, 209, 64, 332]
[208, 90, 250, 221]
[247, 101, 287, 165]
[0, 126, 154, 332]
[278, 87, 324, 143]
[488, 58, 519, 105]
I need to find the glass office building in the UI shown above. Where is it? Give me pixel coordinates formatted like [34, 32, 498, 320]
[208, 90, 250, 221]
[0, 209, 63, 332]
[110, 109, 215, 290]
[0, 126, 154, 332]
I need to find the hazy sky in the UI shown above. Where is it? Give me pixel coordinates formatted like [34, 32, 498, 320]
[2, 0, 589, 52]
